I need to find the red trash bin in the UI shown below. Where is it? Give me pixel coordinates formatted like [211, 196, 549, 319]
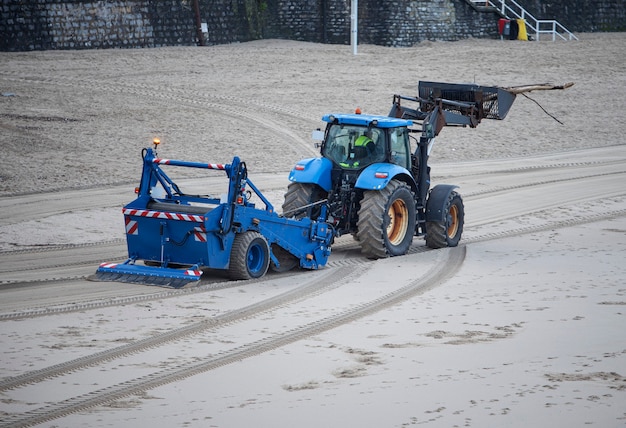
[498, 18, 510, 36]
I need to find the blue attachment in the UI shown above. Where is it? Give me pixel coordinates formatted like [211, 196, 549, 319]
[322, 113, 413, 128]
[96, 260, 202, 288]
[354, 163, 415, 191]
[288, 157, 333, 192]
[231, 205, 333, 270]
[96, 147, 334, 286]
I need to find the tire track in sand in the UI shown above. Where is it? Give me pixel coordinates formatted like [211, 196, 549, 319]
[0, 246, 463, 428]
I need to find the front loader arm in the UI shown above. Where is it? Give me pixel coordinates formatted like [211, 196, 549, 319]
[391, 80, 573, 131]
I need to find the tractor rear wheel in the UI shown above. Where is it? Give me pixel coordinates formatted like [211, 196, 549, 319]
[282, 183, 326, 219]
[228, 231, 270, 280]
[425, 191, 464, 249]
[357, 180, 416, 259]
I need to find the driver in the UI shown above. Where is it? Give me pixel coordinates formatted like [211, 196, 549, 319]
[341, 135, 375, 168]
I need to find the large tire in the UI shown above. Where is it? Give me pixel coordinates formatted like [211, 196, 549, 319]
[425, 191, 464, 249]
[228, 231, 270, 280]
[282, 183, 326, 220]
[356, 180, 416, 259]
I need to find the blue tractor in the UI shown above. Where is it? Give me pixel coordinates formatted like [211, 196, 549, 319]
[283, 81, 518, 258]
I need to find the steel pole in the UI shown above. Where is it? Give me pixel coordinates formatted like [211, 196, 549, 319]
[351, 0, 358, 55]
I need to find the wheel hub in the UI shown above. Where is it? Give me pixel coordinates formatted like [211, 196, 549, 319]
[387, 199, 409, 245]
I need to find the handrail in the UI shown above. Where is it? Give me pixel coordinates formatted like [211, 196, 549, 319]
[469, 0, 578, 41]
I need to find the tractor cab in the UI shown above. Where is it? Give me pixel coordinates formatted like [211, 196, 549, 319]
[320, 113, 413, 171]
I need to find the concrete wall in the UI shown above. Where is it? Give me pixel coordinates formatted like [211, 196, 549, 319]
[1, 0, 624, 51]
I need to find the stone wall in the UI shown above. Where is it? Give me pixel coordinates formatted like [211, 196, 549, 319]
[1, 0, 624, 52]
[0, 0, 195, 50]
[357, 0, 502, 46]
[262, 0, 501, 46]
[202, 0, 267, 45]
[262, 0, 351, 44]
[522, 0, 625, 32]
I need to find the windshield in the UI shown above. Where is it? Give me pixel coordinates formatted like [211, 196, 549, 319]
[322, 124, 385, 169]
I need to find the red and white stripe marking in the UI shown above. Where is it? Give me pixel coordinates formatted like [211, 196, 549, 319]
[193, 225, 207, 242]
[125, 217, 139, 235]
[153, 158, 226, 170]
[123, 208, 204, 223]
[99, 262, 118, 269]
[184, 269, 202, 277]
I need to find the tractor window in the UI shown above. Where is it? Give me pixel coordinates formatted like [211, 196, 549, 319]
[389, 127, 410, 170]
[323, 124, 385, 169]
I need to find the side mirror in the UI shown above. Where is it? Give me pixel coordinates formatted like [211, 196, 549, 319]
[311, 130, 324, 141]
[311, 130, 324, 148]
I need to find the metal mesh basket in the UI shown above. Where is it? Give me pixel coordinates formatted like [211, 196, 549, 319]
[418, 81, 516, 120]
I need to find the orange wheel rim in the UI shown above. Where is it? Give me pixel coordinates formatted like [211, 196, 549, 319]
[447, 204, 459, 238]
[387, 199, 409, 245]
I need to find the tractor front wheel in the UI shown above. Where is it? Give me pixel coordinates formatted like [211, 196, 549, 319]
[228, 232, 270, 280]
[357, 180, 416, 259]
[425, 191, 464, 249]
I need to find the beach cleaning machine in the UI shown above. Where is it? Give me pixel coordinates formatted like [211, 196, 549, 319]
[96, 142, 333, 287]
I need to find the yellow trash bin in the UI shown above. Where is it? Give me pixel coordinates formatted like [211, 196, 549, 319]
[517, 19, 528, 40]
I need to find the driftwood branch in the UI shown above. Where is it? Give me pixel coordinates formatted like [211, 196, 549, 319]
[495, 82, 573, 125]
[503, 82, 574, 94]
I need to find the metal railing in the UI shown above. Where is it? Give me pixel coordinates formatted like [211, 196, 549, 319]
[470, 0, 578, 41]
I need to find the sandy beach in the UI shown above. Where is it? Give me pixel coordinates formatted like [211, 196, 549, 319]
[0, 32, 625, 427]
